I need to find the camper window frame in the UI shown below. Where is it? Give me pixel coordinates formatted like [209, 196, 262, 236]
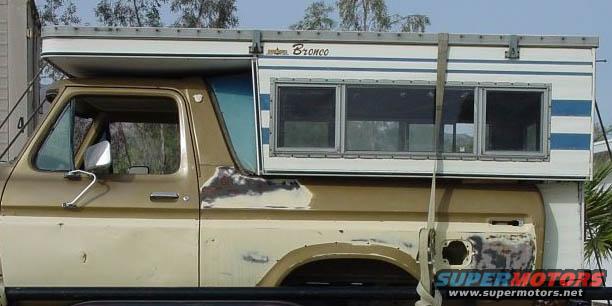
[340, 83, 478, 158]
[478, 84, 551, 160]
[269, 78, 551, 161]
[270, 82, 342, 154]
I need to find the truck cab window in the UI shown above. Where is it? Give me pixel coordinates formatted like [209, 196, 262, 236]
[34, 95, 180, 175]
[35, 101, 75, 171]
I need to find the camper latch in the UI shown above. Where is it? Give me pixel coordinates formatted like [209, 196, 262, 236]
[505, 35, 520, 59]
[249, 30, 263, 54]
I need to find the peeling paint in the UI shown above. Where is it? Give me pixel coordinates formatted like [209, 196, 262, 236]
[468, 233, 535, 269]
[242, 251, 270, 264]
[201, 167, 312, 209]
[80, 251, 87, 264]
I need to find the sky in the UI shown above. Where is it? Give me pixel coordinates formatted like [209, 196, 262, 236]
[37, 0, 612, 124]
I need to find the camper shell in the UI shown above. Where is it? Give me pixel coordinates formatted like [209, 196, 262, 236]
[42, 27, 598, 180]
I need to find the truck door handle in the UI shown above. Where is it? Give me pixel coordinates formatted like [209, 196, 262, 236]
[150, 192, 179, 201]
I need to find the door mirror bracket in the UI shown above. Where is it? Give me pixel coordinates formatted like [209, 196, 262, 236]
[62, 170, 96, 209]
[62, 141, 111, 209]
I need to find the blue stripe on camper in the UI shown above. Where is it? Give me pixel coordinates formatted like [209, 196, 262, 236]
[261, 128, 270, 145]
[551, 133, 591, 150]
[260, 94, 270, 111]
[551, 100, 592, 116]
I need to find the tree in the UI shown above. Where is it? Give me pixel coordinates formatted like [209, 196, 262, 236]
[170, 0, 238, 28]
[585, 163, 612, 263]
[94, 0, 167, 27]
[399, 14, 430, 33]
[40, 0, 81, 26]
[290, 1, 335, 31]
[293, 0, 430, 33]
[337, 0, 390, 32]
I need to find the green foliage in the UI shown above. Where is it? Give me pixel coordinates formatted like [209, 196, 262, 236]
[585, 162, 612, 261]
[292, 0, 430, 32]
[94, 0, 167, 27]
[170, 0, 238, 28]
[40, 0, 81, 26]
[399, 14, 430, 33]
[290, 1, 335, 30]
[338, 0, 390, 31]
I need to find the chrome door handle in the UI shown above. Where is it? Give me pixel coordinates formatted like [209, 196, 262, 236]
[150, 192, 179, 201]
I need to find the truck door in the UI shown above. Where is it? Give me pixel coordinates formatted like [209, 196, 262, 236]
[0, 86, 200, 287]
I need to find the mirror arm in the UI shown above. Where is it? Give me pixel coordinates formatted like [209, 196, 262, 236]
[62, 170, 97, 209]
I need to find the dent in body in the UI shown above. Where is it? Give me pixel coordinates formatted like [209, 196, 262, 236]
[200, 167, 312, 209]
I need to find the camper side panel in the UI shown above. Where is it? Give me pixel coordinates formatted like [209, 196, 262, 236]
[257, 43, 594, 179]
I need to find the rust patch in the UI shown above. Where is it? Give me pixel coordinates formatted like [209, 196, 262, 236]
[468, 233, 535, 269]
[200, 167, 307, 205]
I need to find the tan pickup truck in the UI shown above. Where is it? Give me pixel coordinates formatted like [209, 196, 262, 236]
[0, 27, 598, 305]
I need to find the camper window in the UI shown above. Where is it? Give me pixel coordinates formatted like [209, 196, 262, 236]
[442, 88, 475, 154]
[276, 86, 337, 150]
[345, 86, 435, 152]
[483, 89, 546, 155]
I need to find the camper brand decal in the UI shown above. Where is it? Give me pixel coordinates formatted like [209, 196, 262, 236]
[267, 48, 288, 55]
[292, 43, 330, 56]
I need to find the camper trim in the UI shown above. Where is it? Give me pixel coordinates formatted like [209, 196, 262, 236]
[42, 27, 599, 49]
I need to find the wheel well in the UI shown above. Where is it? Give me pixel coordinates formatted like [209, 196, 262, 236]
[280, 258, 418, 286]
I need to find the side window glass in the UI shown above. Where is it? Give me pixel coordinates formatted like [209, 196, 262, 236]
[485, 90, 543, 153]
[345, 86, 435, 152]
[276, 86, 336, 149]
[442, 88, 475, 153]
[34, 95, 180, 175]
[109, 121, 179, 175]
[35, 102, 74, 171]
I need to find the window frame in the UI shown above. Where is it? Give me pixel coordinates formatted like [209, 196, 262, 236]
[269, 78, 551, 161]
[30, 91, 186, 175]
[479, 84, 551, 160]
[270, 82, 342, 155]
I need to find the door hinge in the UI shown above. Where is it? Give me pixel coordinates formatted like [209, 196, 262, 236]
[505, 35, 520, 59]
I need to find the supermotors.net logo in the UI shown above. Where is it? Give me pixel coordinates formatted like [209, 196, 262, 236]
[436, 270, 606, 287]
[435, 269, 607, 300]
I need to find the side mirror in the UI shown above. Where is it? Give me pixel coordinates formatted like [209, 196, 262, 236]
[84, 141, 111, 172]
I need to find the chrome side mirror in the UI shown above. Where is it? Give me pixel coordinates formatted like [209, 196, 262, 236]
[84, 141, 111, 171]
[62, 141, 111, 209]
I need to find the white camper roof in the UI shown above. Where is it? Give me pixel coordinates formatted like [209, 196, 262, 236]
[42, 26, 599, 77]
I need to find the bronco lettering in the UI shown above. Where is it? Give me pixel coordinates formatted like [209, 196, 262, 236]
[292, 43, 330, 56]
